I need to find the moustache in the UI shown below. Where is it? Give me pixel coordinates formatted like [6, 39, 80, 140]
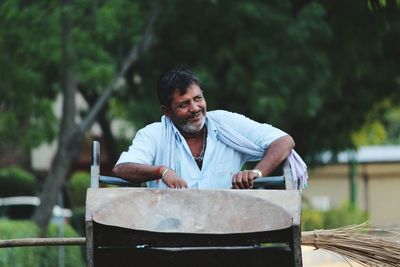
[188, 110, 204, 119]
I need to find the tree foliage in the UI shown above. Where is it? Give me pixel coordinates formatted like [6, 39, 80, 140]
[0, 1, 60, 149]
[0, 0, 159, 231]
[1, 0, 399, 160]
[0, 0, 399, 229]
[117, 0, 400, 162]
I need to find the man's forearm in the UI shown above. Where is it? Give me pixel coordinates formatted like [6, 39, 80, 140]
[254, 135, 295, 177]
[112, 163, 162, 183]
[113, 163, 188, 188]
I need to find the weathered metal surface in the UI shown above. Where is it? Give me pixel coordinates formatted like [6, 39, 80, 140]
[86, 188, 301, 234]
[86, 220, 94, 267]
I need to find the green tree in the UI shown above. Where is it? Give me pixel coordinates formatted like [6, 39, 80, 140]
[1, 0, 399, 232]
[32, 0, 161, 232]
[118, 0, 400, 160]
[0, 1, 59, 150]
[0, 0, 161, 231]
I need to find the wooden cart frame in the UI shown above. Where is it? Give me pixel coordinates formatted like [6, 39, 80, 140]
[86, 141, 302, 267]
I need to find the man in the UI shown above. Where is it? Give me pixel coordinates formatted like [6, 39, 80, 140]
[113, 68, 295, 189]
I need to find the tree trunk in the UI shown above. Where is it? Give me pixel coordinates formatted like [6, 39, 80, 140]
[79, 88, 119, 166]
[32, 2, 160, 233]
[32, 131, 85, 233]
[32, 0, 78, 234]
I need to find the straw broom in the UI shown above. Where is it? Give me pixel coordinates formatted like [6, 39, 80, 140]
[301, 222, 400, 266]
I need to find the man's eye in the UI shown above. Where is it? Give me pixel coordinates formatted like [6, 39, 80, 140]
[195, 96, 202, 101]
[177, 103, 187, 108]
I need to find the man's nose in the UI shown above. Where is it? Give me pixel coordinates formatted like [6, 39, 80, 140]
[188, 100, 199, 112]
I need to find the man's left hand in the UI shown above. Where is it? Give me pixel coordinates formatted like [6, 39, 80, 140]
[231, 170, 262, 189]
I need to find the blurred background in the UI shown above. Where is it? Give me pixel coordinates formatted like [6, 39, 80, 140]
[0, 0, 399, 266]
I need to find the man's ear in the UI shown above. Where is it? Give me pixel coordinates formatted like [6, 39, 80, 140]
[161, 105, 171, 117]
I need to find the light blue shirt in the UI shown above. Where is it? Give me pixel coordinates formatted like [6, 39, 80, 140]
[115, 110, 287, 189]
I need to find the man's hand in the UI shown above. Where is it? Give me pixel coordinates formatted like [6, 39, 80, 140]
[231, 135, 295, 189]
[162, 169, 188, 189]
[231, 170, 261, 189]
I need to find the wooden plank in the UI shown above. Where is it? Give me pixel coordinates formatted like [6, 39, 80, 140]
[0, 237, 85, 248]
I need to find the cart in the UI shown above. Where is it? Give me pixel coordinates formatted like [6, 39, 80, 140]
[86, 141, 302, 267]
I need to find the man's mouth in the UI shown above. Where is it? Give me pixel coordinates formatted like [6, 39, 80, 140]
[189, 111, 203, 121]
[180, 110, 205, 133]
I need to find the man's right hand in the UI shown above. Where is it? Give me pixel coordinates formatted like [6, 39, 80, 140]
[162, 169, 188, 189]
[231, 170, 260, 189]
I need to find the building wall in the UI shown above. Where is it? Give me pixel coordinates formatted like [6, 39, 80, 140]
[303, 163, 400, 227]
[367, 164, 400, 227]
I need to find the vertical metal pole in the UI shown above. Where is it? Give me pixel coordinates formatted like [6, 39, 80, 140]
[348, 151, 358, 208]
[91, 141, 100, 188]
[362, 164, 369, 214]
[86, 220, 94, 267]
[292, 225, 303, 267]
[283, 159, 294, 190]
[88, 140, 99, 266]
[58, 193, 65, 267]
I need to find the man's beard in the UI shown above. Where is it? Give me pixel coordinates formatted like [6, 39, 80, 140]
[180, 111, 206, 134]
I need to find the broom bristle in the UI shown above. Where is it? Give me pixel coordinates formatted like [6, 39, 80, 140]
[301, 222, 400, 267]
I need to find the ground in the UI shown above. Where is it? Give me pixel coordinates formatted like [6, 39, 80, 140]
[302, 246, 363, 267]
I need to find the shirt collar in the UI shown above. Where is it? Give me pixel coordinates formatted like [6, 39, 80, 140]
[205, 115, 219, 138]
[171, 122, 183, 143]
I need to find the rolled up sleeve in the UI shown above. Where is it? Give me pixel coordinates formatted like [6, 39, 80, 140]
[115, 123, 160, 166]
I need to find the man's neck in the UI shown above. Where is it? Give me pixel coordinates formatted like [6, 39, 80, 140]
[180, 127, 205, 140]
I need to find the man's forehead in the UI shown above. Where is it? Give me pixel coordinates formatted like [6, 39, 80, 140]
[173, 84, 203, 98]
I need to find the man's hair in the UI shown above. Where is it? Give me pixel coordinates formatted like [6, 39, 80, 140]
[156, 68, 202, 107]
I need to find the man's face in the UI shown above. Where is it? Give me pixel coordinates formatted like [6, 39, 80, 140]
[162, 83, 207, 134]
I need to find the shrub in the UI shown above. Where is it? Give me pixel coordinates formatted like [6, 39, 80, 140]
[301, 202, 368, 231]
[0, 166, 37, 197]
[45, 222, 86, 266]
[0, 219, 85, 267]
[69, 171, 90, 207]
[0, 220, 42, 266]
[301, 209, 324, 231]
[70, 207, 86, 236]
[323, 203, 368, 229]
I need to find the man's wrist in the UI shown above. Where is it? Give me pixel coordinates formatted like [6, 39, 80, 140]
[160, 167, 170, 180]
[251, 169, 263, 178]
[156, 166, 169, 183]
[156, 166, 164, 178]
